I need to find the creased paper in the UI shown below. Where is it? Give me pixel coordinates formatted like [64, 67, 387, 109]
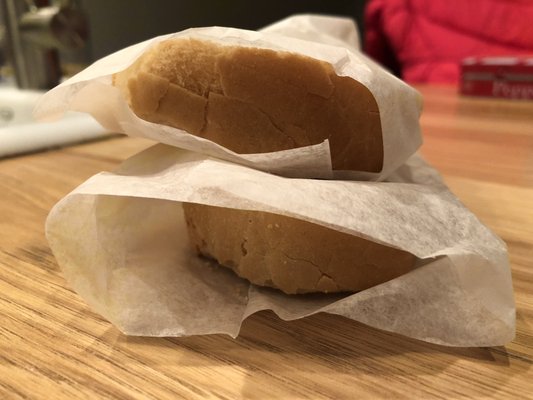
[46, 144, 515, 346]
[34, 14, 421, 180]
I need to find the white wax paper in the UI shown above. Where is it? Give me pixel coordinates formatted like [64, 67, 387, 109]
[46, 144, 515, 346]
[34, 15, 421, 180]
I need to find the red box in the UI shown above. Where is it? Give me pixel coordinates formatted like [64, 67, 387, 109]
[460, 56, 533, 100]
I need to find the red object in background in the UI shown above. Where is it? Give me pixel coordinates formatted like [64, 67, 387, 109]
[461, 56, 533, 100]
[364, 0, 533, 84]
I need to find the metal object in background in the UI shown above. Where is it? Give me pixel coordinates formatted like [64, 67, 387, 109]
[19, 5, 88, 50]
[1, 0, 88, 89]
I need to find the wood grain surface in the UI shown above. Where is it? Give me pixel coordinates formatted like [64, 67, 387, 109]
[1, 85, 532, 399]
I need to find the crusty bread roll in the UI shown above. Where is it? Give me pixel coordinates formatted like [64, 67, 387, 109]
[113, 38, 384, 172]
[183, 203, 416, 294]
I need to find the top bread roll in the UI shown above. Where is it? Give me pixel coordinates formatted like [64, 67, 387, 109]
[113, 38, 383, 172]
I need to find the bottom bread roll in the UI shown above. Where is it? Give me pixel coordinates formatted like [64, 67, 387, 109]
[183, 203, 416, 294]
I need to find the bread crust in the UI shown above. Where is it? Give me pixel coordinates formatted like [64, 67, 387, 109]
[183, 203, 416, 294]
[113, 38, 384, 172]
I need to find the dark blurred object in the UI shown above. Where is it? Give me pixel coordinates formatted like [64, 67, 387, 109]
[19, 5, 88, 50]
[1, 0, 88, 89]
[461, 56, 533, 100]
[364, 0, 533, 84]
[79, 0, 367, 61]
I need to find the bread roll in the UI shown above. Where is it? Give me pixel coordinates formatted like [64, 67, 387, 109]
[113, 38, 384, 172]
[183, 203, 416, 294]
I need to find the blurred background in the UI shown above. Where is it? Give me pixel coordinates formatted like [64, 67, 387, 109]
[80, 0, 367, 61]
[0, 0, 368, 88]
[0, 0, 368, 155]
[2, 0, 531, 89]
[1, 0, 532, 156]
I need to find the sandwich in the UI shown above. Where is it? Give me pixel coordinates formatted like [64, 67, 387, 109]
[113, 37, 415, 294]
[113, 37, 384, 172]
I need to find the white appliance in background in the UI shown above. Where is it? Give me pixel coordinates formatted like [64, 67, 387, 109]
[0, 87, 110, 158]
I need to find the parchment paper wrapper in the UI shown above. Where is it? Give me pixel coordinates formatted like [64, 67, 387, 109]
[34, 15, 421, 181]
[46, 144, 515, 346]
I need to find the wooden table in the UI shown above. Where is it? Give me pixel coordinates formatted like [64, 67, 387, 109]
[1, 85, 532, 399]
